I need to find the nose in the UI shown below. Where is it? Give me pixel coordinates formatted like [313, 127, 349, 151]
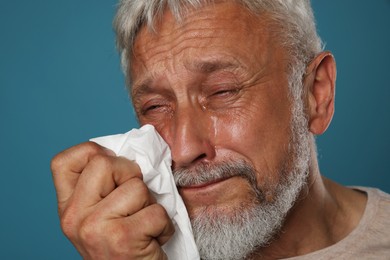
[168, 103, 216, 169]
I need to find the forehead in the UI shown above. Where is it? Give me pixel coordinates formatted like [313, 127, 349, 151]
[130, 1, 276, 85]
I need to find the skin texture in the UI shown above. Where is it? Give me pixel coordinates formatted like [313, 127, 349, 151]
[51, 2, 367, 259]
[131, 4, 293, 218]
[51, 143, 173, 259]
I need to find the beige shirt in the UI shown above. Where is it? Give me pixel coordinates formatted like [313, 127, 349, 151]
[286, 187, 390, 260]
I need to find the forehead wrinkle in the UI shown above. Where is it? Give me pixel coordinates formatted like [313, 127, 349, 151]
[132, 3, 273, 73]
[134, 30, 250, 82]
[136, 28, 222, 66]
[135, 3, 256, 64]
[184, 58, 242, 74]
[131, 2, 278, 97]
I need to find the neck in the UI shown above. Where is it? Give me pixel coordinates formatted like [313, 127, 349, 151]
[254, 146, 367, 259]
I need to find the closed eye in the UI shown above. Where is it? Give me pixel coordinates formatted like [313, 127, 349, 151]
[213, 89, 239, 96]
[140, 98, 172, 116]
[141, 104, 164, 115]
[146, 104, 162, 111]
[202, 85, 242, 111]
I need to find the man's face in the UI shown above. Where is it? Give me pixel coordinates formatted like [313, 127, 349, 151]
[130, 2, 312, 258]
[131, 1, 295, 217]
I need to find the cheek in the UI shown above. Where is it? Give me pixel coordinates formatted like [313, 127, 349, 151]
[213, 103, 290, 153]
[142, 119, 174, 145]
[212, 100, 292, 182]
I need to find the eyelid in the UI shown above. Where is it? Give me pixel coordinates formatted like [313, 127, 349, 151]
[214, 86, 239, 94]
[206, 83, 241, 96]
[140, 98, 171, 115]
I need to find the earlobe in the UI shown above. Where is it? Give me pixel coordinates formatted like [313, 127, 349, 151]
[305, 52, 337, 135]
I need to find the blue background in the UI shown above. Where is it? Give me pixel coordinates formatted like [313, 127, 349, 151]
[0, 0, 389, 258]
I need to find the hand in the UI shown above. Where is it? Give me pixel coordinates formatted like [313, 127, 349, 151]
[51, 142, 174, 259]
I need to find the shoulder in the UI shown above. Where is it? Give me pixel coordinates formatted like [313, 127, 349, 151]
[349, 187, 390, 254]
[353, 187, 390, 212]
[354, 187, 390, 225]
[286, 186, 390, 259]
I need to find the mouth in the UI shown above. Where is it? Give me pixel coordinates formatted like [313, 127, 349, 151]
[177, 175, 255, 212]
[173, 160, 258, 209]
[178, 176, 245, 200]
[178, 177, 231, 190]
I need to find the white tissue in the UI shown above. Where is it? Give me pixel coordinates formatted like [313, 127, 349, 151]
[90, 124, 199, 260]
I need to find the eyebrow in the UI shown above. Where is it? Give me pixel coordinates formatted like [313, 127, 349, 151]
[131, 80, 154, 105]
[132, 59, 242, 102]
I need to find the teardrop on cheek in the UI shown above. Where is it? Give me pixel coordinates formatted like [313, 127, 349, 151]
[208, 115, 219, 146]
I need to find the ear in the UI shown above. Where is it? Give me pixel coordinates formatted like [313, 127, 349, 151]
[305, 52, 337, 135]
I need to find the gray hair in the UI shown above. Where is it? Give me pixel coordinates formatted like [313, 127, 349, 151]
[114, 0, 323, 97]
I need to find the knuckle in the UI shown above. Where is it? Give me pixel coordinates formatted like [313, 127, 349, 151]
[83, 141, 103, 154]
[60, 206, 77, 239]
[51, 142, 103, 174]
[89, 154, 112, 172]
[50, 152, 65, 173]
[78, 215, 102, 244]
[150, 204, 169, 219]
[107, 223, 130, 251]
[131, 178, 149, 198]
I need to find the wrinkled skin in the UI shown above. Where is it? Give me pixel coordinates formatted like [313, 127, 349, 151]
[131, 3, 293, 218]
[51, 1, 366, 259]
[51, 143, 173, 259]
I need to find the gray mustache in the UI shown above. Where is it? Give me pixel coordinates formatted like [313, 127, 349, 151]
[173, 160, 260, 193]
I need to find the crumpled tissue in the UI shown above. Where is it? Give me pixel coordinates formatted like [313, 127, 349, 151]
[90, 124, 199, 260]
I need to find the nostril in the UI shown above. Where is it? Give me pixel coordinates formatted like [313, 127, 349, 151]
[172, 153, 208, 170]
[194, 153, 207, 162]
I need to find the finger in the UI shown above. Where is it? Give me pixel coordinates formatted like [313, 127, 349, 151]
[94, 177, 157, 218]
[71, 155, 142, 209]
[51, 142, 113, 209]
[78, 204, 171, 259]
[129, 204, 175, 247]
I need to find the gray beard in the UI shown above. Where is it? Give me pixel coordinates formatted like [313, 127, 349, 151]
[174, 156, 309, 260]
[189, 163, 308, 260]
[173, 79, 311, 259]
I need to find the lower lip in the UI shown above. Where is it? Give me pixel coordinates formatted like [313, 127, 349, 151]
[178, 177, 245, 203]
[178, 176, 250, 210]
[180, 177, 231, 191]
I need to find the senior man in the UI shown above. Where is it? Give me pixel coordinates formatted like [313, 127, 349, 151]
[51, 0, 390, 259]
